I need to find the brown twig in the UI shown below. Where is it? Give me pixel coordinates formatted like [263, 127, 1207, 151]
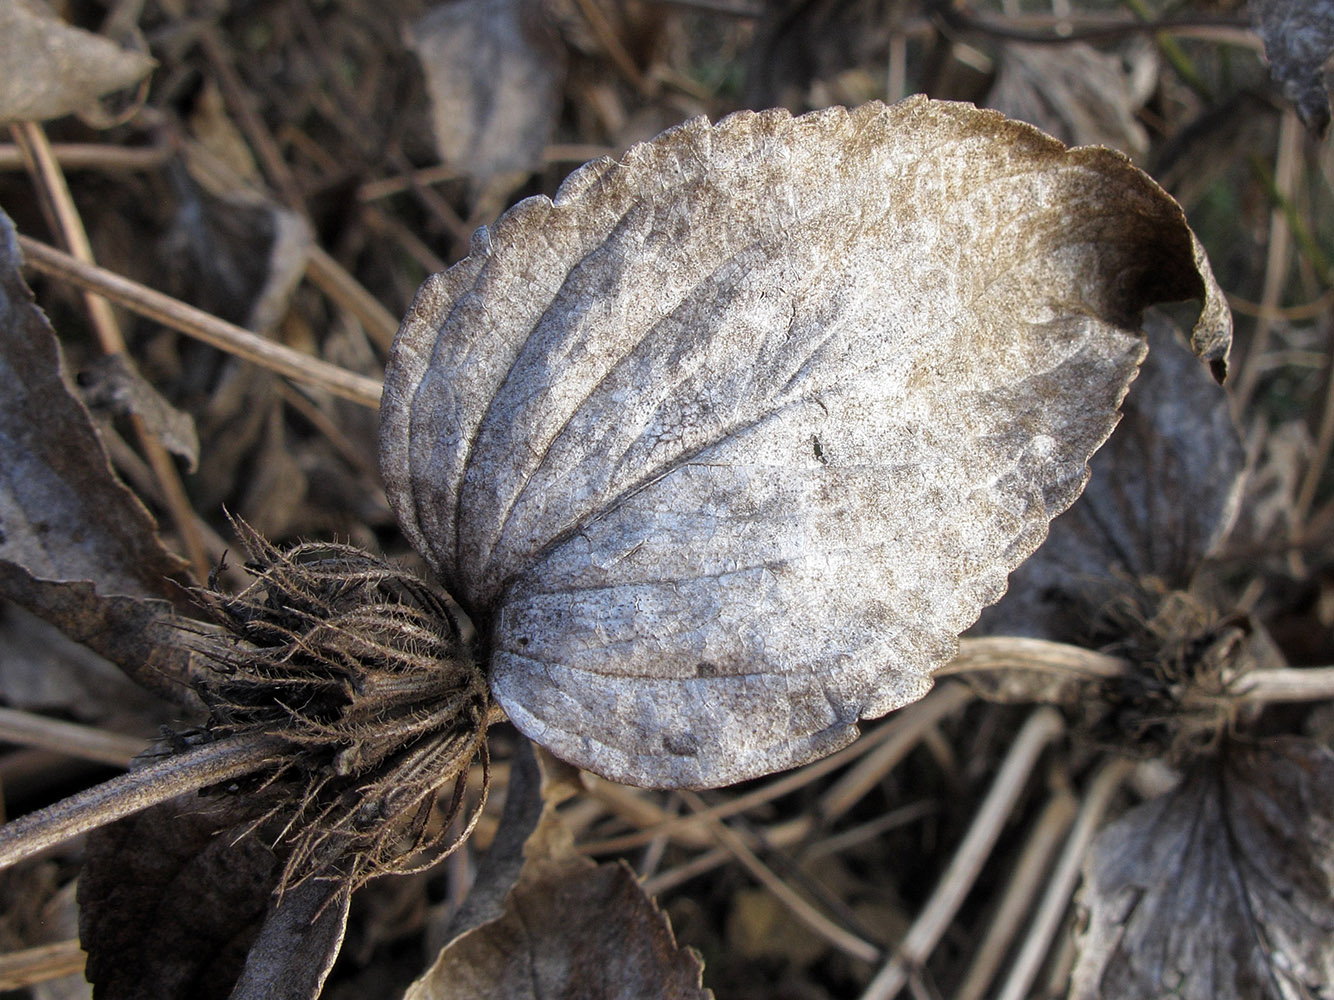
[9, 121, 211, 582]
[0, 734, 285, 872]
[16, 235, 383, 408]
[0, 708, 146, 769]
[0, 940, 86, 991]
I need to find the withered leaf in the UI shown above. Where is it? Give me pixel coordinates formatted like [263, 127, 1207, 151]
[407, 742, 710, 1000]
[1071, 738, 1334, 1000]
[1251, 0, 1334, 138]
[972, 314, 1244, 644]
[406, 0, 566, 189]
[0, 208, 197, 702]
[0, 0, 154, 125]
[79, 354, 200, 473]
[80, 786, 350, 1000]
[381, 98, 1231, 789]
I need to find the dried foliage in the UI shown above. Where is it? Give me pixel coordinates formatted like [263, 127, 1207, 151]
[382, 97, 1228, 789]
[1072, 739, 1334, 1000]
[0, 2, 1331, 999]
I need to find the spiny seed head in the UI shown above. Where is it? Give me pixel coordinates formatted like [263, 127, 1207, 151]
[194, 522, 491, 891]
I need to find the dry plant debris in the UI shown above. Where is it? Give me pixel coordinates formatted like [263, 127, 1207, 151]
[0, 2, 1332, 999]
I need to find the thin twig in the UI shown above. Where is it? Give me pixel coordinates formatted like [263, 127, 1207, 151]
[0, 708, 146, 768]
[304, 245, 400, 352]
[0, 734, 284, 871]
[10, 121, 211, 581]
[860, 707, 1066, 1000]
[16, 235, 382, 408]
[954, 789, 1079, 1000]
[0, 143, 171, 173]
[1234, 666, 1334, 703]
[679, 789, 882, 965]
[993, 758, 1133, 1000]
[940, 637, 1129, 681]
[0, 940, 86, 991]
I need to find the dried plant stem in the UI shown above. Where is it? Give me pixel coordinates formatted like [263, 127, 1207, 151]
[304, 245, 400, 352]
[953, 789, 1079, 1000]
[940, 637, 1129, 680]
[1235, 666, 1334, 703]
[0, 143, 171, 173]
[16, 235, 382, 407]
[0, 734, 284, 872]
[993, 757, 1133, 1000]
[860, 707, 1066, 1000]
[10, 121, 210, 581]
[1233, 108, 1301, 415]
[0, 940, 86, 991]
[0, 708, 146, 768]
[679, 789, 882, 965]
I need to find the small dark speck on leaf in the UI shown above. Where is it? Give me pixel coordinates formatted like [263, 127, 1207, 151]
[662, 732, 701, 756]
[695, 661, 718, 677]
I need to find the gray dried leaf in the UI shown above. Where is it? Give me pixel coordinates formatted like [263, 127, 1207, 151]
[0, 208, 198, 702]
[0, 0, 155, 125]
[972, 314, 1244, 643]
[1071, 738, 1334, 1000]
[381, 98, 1231, 789]
[1251, 0, 1334, 138]
[79, 354, 200, 473]
[407, 743, 710, 1000]
[986, 42, 1154, 158]
[406, 0, 565, 190]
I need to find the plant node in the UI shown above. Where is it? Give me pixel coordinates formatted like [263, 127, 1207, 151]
[194, 522, 491, 892]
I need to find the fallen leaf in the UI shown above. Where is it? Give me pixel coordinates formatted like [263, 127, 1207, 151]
[1071, 738, 1334, 1000]
[381, 98, 1231, 789]
[407, 742, 711, 1000]
[406, 0, 566, 191]
[78, 354, 200, 473]
[79, 785, 349, 1000]
[0, 208, 198, 703]
[972, 314, 1245, 644]
[1251, 0, 1334, 138]
[0, 0, 155, 125]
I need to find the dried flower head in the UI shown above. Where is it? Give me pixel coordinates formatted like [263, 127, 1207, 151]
[195, 522, 491, 890]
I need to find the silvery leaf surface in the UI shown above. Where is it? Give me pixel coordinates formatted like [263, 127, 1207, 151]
[381, 97, 1231, 788]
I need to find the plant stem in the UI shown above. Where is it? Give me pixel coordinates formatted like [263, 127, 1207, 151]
[0, 734, 285, 871]
[941, 637, 1129, 680]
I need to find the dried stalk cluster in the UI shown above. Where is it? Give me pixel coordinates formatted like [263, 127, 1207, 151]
[1093, 584, 1263, 759]
[196, 525, 491, 889]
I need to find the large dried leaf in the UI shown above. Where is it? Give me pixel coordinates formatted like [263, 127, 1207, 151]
[407, 742, 710, 1000]
[0, 208, 197, 702]
[406, 0, 565, 188]
[972, 314, 1244, 643]
[1251, 0, 1334, 138]
[0, 0, 155, 125]
[381, 98, 1231, 789]
[1071, 738, 1334, 1000]
[80, 788, 350, 1000]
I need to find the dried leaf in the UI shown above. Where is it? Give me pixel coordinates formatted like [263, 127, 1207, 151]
[0, 208, 198, 702]
[407, 743, 710, 1000]
[0, 0, 154, 125]
[1251, 0, 1334, 138]
[1072, 738, 1334, 1000]
[79, 354, 200, 473]
[972, 315, 1245, 643]
[79, 785, 350, 1000]
[986, 42, 1154, 158]
[381, 98, 1231, 789]
[406, 0, 566, 189]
